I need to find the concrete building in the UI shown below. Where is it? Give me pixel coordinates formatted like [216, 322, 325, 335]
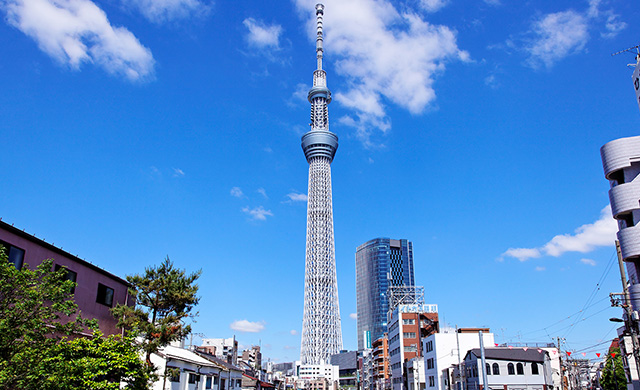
[388, 304, 439, 390]
[297, 362, 339, 386]
[200, 337, 239, 365]
[460, 348, 553, 390]
[242, 346, 262, 371]
[371, 334, 391, 390]
[406, 358, 425, 390]
[330, 350, 359, 390]
[421, 329, 495, 390]
[0, 220, 131, 336]
[356, 238, 415, 350]
[601, 135, 640, 390]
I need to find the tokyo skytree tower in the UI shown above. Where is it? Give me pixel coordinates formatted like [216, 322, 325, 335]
[300, 3, 343, 365]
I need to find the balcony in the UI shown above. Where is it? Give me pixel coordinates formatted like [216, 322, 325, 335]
[619, 225, 640, 260]
[609, 180, 640, 218]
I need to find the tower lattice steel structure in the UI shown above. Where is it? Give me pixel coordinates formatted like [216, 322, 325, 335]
[300, 3, 343, 365]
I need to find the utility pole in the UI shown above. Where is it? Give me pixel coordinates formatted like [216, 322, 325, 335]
[479, 331, 489, 390]
[558, 337, 567, 390]
[456, 326, 465, 390]
[615, 240, 640, 389]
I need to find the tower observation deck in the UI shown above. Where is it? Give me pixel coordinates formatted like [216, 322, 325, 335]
[300, 3, 343, 365]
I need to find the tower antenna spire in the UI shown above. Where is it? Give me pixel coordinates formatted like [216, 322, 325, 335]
[315, 3, 324, 71]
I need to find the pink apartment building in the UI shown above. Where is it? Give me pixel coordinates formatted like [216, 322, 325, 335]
[0, 220, 131, 336]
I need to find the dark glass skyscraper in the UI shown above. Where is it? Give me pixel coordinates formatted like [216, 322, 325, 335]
[356, 238, 415, 350]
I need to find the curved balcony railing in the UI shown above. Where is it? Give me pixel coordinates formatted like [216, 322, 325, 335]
[618, 224, 640, 260]
[609, 180, 640, 218]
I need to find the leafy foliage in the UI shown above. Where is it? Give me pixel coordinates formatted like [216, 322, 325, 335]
[0, 248, 151, 389]
[601, 347, 627, 390]
[112, 256, 201, 364]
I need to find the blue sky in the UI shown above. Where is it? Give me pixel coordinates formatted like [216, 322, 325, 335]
[1, 0, 639, 363]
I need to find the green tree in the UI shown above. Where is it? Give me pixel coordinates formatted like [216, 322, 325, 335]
[601, 348, 627, 390]
[44, 330, 153, 390]
[112, 257, 201, 365]
[0, 249, 151, 390]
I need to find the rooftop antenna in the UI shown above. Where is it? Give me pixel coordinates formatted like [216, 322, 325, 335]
[611, 44, 640, 68]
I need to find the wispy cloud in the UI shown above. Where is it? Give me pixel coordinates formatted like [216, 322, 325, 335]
[286, 192, 308, 202]
[283, 345, 296, 350]
[290, 329, 298, 335]
[535, 266, 546, 272]
[419, 0, 448, 13]
[230, 320, 265, 333]
[521, 0, 626, 68]
[501, 206, 617, 261]
[242, 206, 273, 221]
[4, 0, 154, 81]
[580, 258, 597, 266]
[349, 313, 357, 320]
[126, 0, 210, 23]
[257, 188, 268, 199]
[243, 18, 282, 49]
[230, 187, 244, 198]
[172, 168, 185, 177]
[294, 0, 468, 147]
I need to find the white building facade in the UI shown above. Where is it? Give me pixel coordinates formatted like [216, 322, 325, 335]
[461, 348, 553, 390]
[422, 330, 495, 390]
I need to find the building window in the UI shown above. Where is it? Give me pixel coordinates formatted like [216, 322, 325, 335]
[486, 363, 491, 375]
[492, 363, 500, 375]
[427, 358, 434, 369]
[96, 283, 114, 307]
[425, 340, 433, 353]
[1, 241, 25, 269]
[403, 319, 415, 325]
[429, 376, 435, 387]
[405, 345, 417, 352]
[508, 363, 515, 375]
[55, 264, 78, 293]
[516, 363, 524, 375]
[214, 376, 219, 385]
[403, 332, 416, 339]
[531, 362, 539, 375]
[188, 373, 200, 383]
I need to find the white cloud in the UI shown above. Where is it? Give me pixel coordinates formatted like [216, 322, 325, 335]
[172, 168, 185, 177]
[286, 192, 308, 202]
[4, 0, 154, 81]
[230, 187, 244, 198]
[290, 329, 298, 335]
[242, 206, 274, 221]
[349, 313, 357, 320]
[601, 12, 626, 39]
[294, 0, 468, 146]
[580, 258, 597, 266]
[257, 188, 268, 199]
[126, 0, 210, 23]
[243, 18, 282, 49]
[419, 0, 448, 13]
[483, 0, 500, 5]
[521, 0, 626, 68]
[501, 206, 617, 261]
[525, 10, 588, 69]
[230, 320, 265, 333]
[535, 266, 546, 272]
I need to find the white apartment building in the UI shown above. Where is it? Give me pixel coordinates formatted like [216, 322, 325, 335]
[406, 357, 425, 390]
[421, 329, 494, 390]
[296, 361, 339, 384]
[201, 337, 239, 365]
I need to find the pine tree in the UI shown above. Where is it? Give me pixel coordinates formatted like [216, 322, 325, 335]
[601, 348, 627, 390]
[112, 257, 201, 365]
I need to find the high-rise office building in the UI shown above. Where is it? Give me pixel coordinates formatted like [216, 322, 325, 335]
[356, 238, 415, 350]
[300, 3, 343, 365]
